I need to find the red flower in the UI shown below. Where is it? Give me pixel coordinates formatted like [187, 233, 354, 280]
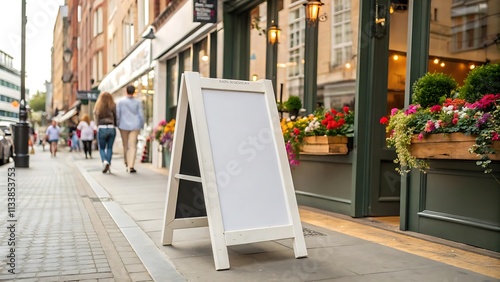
[452, 118, 458, 125]
[293, 128, 300, 135]
[343, 106, 350, 113]
[430, 105, 442, 113]
[492, 132, 499, 141]
[380, 116, 389, 125]
[327, 120, 338, 130]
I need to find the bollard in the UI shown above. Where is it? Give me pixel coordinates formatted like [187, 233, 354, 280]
[13, 122, 30, 168]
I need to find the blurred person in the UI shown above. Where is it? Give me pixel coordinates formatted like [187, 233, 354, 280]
[29, 126, 36, 154]
[77, 114, 97, 159]
[94, 92, 117, 173]
[70, 127, 81, 152]
[117, 85, 144, 173]
[45, 119, 61, 157]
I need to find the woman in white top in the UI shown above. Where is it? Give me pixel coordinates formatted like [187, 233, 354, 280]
[77, 114, 97, 159]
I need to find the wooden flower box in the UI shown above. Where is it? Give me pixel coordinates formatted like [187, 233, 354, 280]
[300, 136, 348, 154]
[410, 133, 500, 160]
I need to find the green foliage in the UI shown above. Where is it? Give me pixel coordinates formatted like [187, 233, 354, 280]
[28, 91, 46, 112]
[459, 63, 500, 103]
[284, 95, 302, 111]
[411, 72, 458, 108]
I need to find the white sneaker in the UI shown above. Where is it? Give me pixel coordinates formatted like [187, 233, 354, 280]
[102, 161, 110, 173]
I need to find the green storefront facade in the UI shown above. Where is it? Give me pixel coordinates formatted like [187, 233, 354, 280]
[154, 0, 499, 252]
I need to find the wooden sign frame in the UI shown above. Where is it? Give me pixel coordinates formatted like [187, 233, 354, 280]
[161, 72, 307, 270]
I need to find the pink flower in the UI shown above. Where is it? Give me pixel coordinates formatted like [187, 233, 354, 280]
[405, 105, 419, 115]
[391, 108, 399, 116]
[418, 133, 424, 140]
[424, 120, 435, 132]
[159, 120, 167, 126]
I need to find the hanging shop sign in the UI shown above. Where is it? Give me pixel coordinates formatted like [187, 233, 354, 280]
[76, 90, 100, 101]
[193, 0, 217, 23]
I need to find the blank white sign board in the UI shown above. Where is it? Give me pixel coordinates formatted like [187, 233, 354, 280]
[161, 72, 307, 270]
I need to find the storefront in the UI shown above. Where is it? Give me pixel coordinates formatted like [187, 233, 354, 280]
[150, 0, 218, 168]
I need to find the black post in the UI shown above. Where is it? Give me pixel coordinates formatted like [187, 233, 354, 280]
[14, 0, 29, 168]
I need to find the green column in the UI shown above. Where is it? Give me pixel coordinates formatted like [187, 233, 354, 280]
[266, 0, 278, 98]
[303, 21, 319, 114]
[400, 0, 431, 230]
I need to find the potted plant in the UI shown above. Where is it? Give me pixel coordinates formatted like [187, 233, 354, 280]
[284, 95, 302, 119]
[380, 66, 500, 175]
[152, 119, 176, 168]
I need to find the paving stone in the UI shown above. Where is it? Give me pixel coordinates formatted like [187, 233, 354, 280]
[121, 257, 142, 265]
[130, 272, 154, 282]
[125, 263, 148, 273]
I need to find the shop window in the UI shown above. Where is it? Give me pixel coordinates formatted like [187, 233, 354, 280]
[166, 58, 178, 120]
[194, 38, 210, 77]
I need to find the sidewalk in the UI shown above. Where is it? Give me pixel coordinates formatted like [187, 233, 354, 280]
[0, 146, 154, 281]
[1, 146, 499, 281]
[72, 147, 499, 281]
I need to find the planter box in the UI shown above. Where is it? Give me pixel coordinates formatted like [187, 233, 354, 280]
[410, 133, 500, 160]
[301, 136, 348, 155]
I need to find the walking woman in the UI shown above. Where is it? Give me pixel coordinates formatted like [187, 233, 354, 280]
[77, 114, 97, 159]
[93, 92, 117, 173]
[45, 119, 61, 157]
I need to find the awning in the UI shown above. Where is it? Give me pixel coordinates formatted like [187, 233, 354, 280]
[70, 100, 82, 109]
[53, 107, 78, 123]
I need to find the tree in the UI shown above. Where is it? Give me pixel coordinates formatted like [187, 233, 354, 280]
[28, 91, 46, 112]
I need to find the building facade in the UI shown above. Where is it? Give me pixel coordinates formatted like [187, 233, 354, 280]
[0, 50, 21, 122]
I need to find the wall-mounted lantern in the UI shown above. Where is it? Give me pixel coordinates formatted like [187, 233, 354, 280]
[304, 0, 324, 26]
[267, 21, 281, 45]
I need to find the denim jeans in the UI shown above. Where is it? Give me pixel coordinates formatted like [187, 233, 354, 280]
[97, 127, 116, 164]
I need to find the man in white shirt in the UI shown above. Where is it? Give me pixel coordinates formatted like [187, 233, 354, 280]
[116, 85, 144, 173]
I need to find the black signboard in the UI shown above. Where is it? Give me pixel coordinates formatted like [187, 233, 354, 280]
[193, 0, 217, 23]
[76, 90, 100, 101]
[175, 106, 207, 219]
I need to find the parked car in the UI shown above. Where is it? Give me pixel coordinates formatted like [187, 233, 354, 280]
[0, 121, 16, 155]
[0, 128, 13, 165]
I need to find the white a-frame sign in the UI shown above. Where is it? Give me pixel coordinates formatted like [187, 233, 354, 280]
[161, 72, 307, 270]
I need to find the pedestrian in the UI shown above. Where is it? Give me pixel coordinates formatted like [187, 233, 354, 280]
[29, 126, 36, 154]
[77, 114, 97, 159]
[45, 119, 61, 157]
[117, 85, 144, 173]
[70, 127, 81, 152]
[94, 92, 117, 173]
